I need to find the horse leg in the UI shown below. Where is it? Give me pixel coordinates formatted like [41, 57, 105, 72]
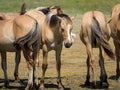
[14, 50, 21, 81]
[99, 46, 109, 87]
[114, 40, 120, 81]
[23, 50, 34, 90]
[1, 52, 9, 88]
[55, 47, 64, 89]
[40, 46, 48, 89]
[32, 44, 40, 89]
[85, 56, 90, 86]
[85, 44, 95, 88]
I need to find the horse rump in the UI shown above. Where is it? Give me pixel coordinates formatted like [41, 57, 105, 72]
[91, 17, 115, 59]
[15, 21, 40, 51]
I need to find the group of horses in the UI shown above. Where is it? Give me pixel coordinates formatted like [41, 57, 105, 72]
[0, 3, 120, 90]
[0, 3, 75, 90]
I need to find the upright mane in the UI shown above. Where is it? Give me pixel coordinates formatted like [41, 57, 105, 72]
[45, 13, 59, 28]
[58, 13, 72, 24]
[45, 13, 72, 28]
[20, 3, 26, 15]
[37, 6, 63, 15]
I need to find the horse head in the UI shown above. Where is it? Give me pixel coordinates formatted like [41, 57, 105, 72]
[57, 14, 74, 48]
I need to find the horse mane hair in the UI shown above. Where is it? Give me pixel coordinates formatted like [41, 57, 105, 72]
[38, 6, 63, 15]
[20, 3, 26, 15]
[45, 13, 71, 28]
[39, 7, 50, 15]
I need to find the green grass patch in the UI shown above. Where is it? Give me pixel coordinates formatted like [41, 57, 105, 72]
[0, 0, 120, 15]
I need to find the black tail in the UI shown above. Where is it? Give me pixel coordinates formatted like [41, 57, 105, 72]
[16, 21, 40, 51]
[91, 17, 115, 59]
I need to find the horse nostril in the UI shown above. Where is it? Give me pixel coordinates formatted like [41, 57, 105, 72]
[64, 43, 72, 48]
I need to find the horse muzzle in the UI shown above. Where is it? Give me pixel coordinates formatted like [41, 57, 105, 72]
[64, 42, 72, 48]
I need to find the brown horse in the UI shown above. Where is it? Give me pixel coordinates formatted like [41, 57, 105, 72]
[0, 11, 40, 90]
[108, 4, 120, 81]
[80, 11, 114, 88]
[0, 3, 27, 83]
[0, 4, 29, 88]
[38, 13, 75, 89]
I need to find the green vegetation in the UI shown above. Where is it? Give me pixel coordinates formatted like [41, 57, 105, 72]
[0, 0, 120, 15]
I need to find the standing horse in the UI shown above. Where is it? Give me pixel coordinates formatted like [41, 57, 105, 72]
[0, 3, 29, 88]
[0, 12, 40, 90]
[80, 11, 114, 88]
[108, 4, 120, 81]
[38, 13, 75, 89]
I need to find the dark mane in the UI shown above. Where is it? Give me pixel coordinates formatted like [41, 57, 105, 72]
[49, 14, 59, 28]
[39, 6, 63, 15]
[58, 14, 72, 23]
[45, 13, 72, 28]
[39, 7, 50, 15]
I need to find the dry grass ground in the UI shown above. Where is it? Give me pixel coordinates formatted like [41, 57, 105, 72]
[0, 15, 119, 90]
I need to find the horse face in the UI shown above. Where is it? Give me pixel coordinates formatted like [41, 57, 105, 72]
[59, 17, 74, 48]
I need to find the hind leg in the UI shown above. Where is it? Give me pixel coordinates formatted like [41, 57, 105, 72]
[85, 44, 96, 88]
[114, 40, 120, 81]
[85, 56, 90, 86]
[99, 46, 109, 87]
[22, 50, 34, 90]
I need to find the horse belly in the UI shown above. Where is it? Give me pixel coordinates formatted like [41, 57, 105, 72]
[0, 43, 16, 52]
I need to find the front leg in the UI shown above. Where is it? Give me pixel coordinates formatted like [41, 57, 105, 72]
[55, 46, 64, 89]
[40, 45, 48, 89]
[114, 40, 120, 81]
[1, 52, 9, 88]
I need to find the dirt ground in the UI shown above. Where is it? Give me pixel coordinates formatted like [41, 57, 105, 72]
[0, 15, 120, 90]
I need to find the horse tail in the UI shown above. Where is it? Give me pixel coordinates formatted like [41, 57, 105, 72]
[16, 21, 40, 51]
[91, 16, 115, 59]
[20, 3, 26, 15]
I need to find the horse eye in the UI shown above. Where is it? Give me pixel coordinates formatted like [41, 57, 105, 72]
[61, 29, 64, 32]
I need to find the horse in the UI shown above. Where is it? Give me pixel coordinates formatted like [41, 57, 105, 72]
[108, 4, 120, 81]
[0, 3, 29, 88]
[80, 11, 114, 88]
[37, 13, 75, 89]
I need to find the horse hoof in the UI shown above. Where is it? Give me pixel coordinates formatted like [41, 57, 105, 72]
[4, 81, 9, 88]
[100, 81, 109, 88]
[84, 81, 90, 86]
[91, 83, 96, 89]
[58, 85, 64, 90]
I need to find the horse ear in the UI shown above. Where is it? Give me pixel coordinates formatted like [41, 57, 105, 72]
[70, 14, 77, 20]
[57, 16, 62, 21]
[108, 18, 112, 23]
